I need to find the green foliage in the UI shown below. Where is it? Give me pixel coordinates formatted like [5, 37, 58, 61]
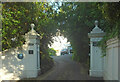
[48, 48, 56, 56]
[2, 2, 57, 73]
[98, 2, 120, 56]
[54, 2, 120, 61]
[41, 53, 54, 74]
[2, 2, 58, 51]
[2, 2, 120, 65]
[54, 2, 106, 63]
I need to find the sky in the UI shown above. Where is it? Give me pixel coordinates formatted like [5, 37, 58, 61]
[48, 35, 70, 56]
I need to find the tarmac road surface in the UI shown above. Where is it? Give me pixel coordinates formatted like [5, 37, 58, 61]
[36, 54, 103, 80]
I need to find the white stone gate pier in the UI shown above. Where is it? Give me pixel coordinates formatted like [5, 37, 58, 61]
[1, 24, 40, 79]
[23, 24, 40, 78]
[88, 20, 105, 77]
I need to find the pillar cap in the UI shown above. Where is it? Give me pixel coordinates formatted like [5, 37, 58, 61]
[91, 20, 104, 34]
[25, 23, 39, 36]
[88, 20, 105, 38]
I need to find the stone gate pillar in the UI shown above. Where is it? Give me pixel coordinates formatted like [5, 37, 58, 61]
[24, 24, 40, 78]
[88, 20, 105, 77]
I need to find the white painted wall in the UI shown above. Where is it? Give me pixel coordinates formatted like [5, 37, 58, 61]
[2, 47, 26, 78]
[104, 37, 119, 80]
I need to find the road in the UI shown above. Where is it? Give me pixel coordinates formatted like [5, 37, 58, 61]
[36, 54, 103, 80]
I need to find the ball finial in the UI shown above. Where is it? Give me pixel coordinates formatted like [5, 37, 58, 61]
[31, 23, 35, 30]
[95, 20, 98, 27]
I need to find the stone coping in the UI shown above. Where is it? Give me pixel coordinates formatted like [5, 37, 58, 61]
[88, 33, 105, 38]
[106, 37, 120, 46]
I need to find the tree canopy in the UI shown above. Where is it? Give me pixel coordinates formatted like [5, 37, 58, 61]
[53, 2, 120, 63]
[2, 2, 58, 50]
[2, 2, 120, 64]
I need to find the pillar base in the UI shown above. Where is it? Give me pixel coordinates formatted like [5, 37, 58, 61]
[89, 70, 103, 77]
[21, 70, 38, 78]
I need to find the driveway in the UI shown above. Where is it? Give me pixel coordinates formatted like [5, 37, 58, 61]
[36, 54, 103, 80]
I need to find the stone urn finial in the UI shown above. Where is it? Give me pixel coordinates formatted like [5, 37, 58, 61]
[31, 23, 35, 31]
[95, 20, 98, 27]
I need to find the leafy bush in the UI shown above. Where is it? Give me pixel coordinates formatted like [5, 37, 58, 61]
[41, 54, 54, 74]
[48, 48, 56, 56]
